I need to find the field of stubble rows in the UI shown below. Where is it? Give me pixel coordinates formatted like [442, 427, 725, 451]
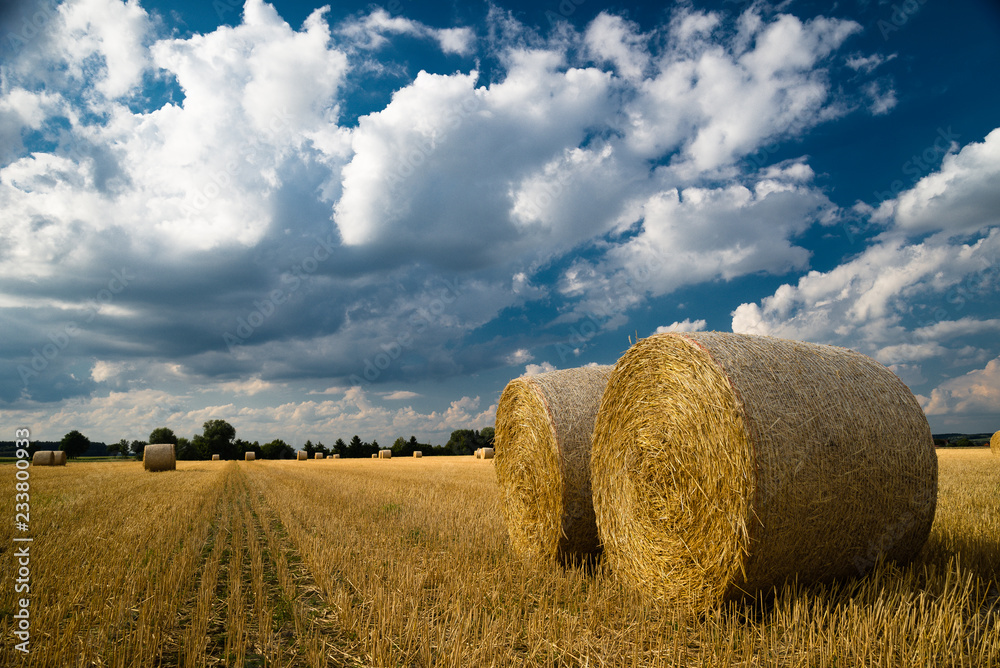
[1, 449, 998, 667]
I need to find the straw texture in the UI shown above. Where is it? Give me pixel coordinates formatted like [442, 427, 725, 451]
[591, 332, 937, 607]
[991, 431, 999, 456]
[495, 365, 615, 564]
[52, 450, 67, 466]
[245, 452, 255, 461]
[32, 450, 54, 466]
[143, 443, 176, 472]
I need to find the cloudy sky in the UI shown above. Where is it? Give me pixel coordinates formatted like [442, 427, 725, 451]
[1, 0, 998, 446]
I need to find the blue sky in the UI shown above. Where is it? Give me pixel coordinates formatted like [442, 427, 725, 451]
[1, 0, 998, 446]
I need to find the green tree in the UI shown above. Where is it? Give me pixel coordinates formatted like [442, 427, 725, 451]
[201, 420, 237, 459]
[108, 438, 130, 458]
[370, 439, 380, 457]
[261, 439, 294, 459]
[303, 439, 316, 456]
[479, 427, 495, 448]
[333, 438, 347, 457]
[347, 435, 364, 458]
[175, 437, 203, 460]
[148, 427, 178, 445]
[392, 436, 407, 455]
[446, 429, 477, 455]
[60, 430, 90, 458]
[130, 440, 147, 459]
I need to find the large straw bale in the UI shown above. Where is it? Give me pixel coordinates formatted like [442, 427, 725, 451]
[591, 332, 937, 607]
[991, 431, 999, 456]
[143, 443, 176, 472]
[212, 454, 221, 461]
[297, 451, 307, 461]
[379, 449, 392, 459]
[495, 365, 614, 563]
[32, 450, 54, 466]
[245, 451, 255, 461]
[52, 450, 67, 466]
[413, 451, 423, 458]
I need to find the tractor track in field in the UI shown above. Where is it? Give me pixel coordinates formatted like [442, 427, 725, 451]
[154, 463, 367, 668]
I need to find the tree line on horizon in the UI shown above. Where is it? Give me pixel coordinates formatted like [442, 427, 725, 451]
[4, 420, 495, 461]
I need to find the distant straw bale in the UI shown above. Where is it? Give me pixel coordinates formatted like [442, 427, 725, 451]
[245, 452, 255, 461]
[481, 447, 494, 459]
[52, 450, 66, 466]
[495, 365, 614, 564]
[591, 332, 937, 607]
[315, 453, 324, 459]
[32, 451, 54, 466]
[379, 449, 392, 459]
[212, 454, 221, 461]
[297, 451, 307, 461]
[413, 451, 423, 458]
[332, 454, 341, 459]
[143, 443, 176, 472]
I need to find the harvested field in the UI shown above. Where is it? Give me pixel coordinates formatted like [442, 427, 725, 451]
[1, 450, 997, 667]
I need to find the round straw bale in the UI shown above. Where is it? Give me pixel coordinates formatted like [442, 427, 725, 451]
[315, 453, 324, 459]
[245, 451, 255, 461]
[31, 450, 54, 466]
[481, 447, 494, 459]
[297, 451, 307, 461]
[495, 365, 615, 564]
[591, 332, 937, 607]
[212, 454, 221, 461]
[991, 431, 999, 456]
[332, 454, 341, 459]
[52, 450, 67, 466]
[143, 443, 176, 472]
[371, 454, 377, 459]
[413, 451, 422, 458]
[379, 449, 392, 459]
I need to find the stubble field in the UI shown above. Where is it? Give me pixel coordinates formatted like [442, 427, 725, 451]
[1, 449, 998, 667]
